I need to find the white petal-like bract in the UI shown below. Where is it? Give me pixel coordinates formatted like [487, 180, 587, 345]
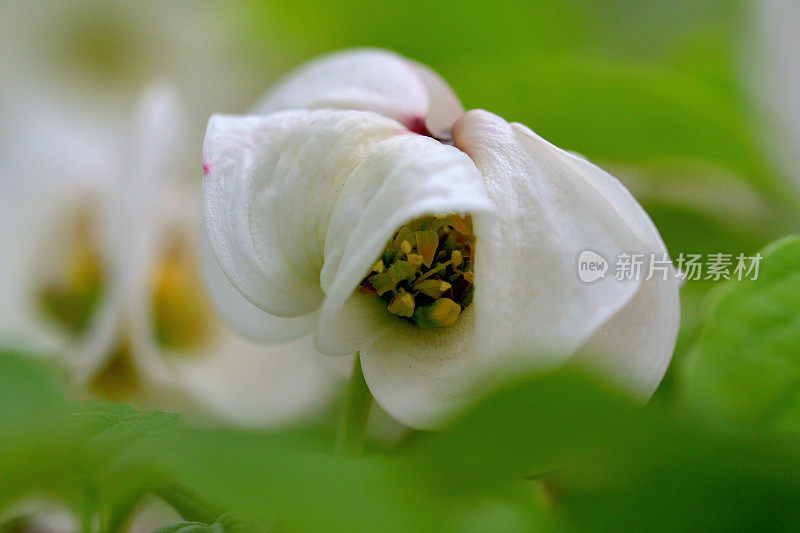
[253, 48, 463, 134]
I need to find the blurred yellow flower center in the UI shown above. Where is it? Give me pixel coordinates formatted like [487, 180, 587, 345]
[38, 211, 212, 362]
[88, 337, 141, 401]
[38, 213, 104, 336]
[359, 214, 475, 328]
[59, 9, 137, 77]
[150, 239, 212, 351]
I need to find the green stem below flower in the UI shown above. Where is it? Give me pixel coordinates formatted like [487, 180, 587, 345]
[335, 352, 373, 456]
[156, 484, 223, 524]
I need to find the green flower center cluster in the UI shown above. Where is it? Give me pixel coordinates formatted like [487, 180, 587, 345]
[359, 214, 475, 328]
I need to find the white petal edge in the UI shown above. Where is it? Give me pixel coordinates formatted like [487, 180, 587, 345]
[313, 133, 494, 428]
[452, 110, 658, 384]
[252, 48, 463, 133]
[199, 233, 317, 343]
[202, 109, 406, 319]
[407, 59, 465, 136]
[570, 268, 680, 399]
[169, 332, 344, 428]
[553, 146, 680, 398]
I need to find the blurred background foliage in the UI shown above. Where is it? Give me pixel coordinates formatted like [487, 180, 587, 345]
[2, 0, 800, 531]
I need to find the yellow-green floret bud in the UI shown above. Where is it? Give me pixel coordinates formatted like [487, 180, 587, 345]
[388, 289, 416, 317]
[413, 298, 461, 328]
[407, 253, 424, 267]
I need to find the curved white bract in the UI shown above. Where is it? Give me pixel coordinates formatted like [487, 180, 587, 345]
[253, 48, 463, 134]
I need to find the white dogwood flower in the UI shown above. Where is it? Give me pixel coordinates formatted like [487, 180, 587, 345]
[746, 0, 800, 191]
[0, 83, 341, 427]
[0, 495, 182, 533]
[202, 49, 681, 428]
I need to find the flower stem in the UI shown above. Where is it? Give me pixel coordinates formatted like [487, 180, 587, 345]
[156, 484, 223, 524]
[335, 351, 373, 456]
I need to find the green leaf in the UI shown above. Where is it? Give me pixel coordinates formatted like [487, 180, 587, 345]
[0, 350, 67, 424]
[153, 522, 224, 533]
[243, 1, 588, 65]
[409, 369, 800, 530]
[444, 53, 780, 197]
[4, 351, 800, 530]
[0, 351, 181, 522]
[678, 235, 800, 436]
[0, 353, 541, 531]
[105, 428, 444, 532]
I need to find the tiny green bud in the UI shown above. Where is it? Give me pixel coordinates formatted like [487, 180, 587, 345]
[368, 272, 395, 295]
[400, 240, 413, 255]
[463, 271, 474, 283]
[446, 214, 471, 235]
[372, 259, 385, 273]
[451, 249, 463, 267]
[414, 230, 439, 267]
[414, 279, 451, 298]
[413, 298, 461, 328]
[388, 260, 416, 284]
[388, 290, 415, 317]
[407, 253, 423, 267]
[393, 225, 415, 249]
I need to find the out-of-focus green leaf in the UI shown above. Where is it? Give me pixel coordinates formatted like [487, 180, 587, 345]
[586, 1, 740, 67]
[0, 351, 180, 523]
[246, 1, 588, 66]
[107, 428, 444, 532]
[4, 350, 800, 530]
[0, 351, 78, 507]
[409, 369, 800, 531]
[678, 235, 800, 436]
[0, 350, 67, 424]
[0, 353, 543, 532]
[612, 160, 794, 258]
[443, 53, 781, 197]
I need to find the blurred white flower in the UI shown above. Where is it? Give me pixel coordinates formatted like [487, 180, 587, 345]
[0, 1, 275, 205]
[0, 0, 261, 122]
[0, 494, 182, 533]
[0, 83, 342, 427]
[0, 498, 77, 533]
[745, 0, 800, 192]
[202, 49, 681, 428]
